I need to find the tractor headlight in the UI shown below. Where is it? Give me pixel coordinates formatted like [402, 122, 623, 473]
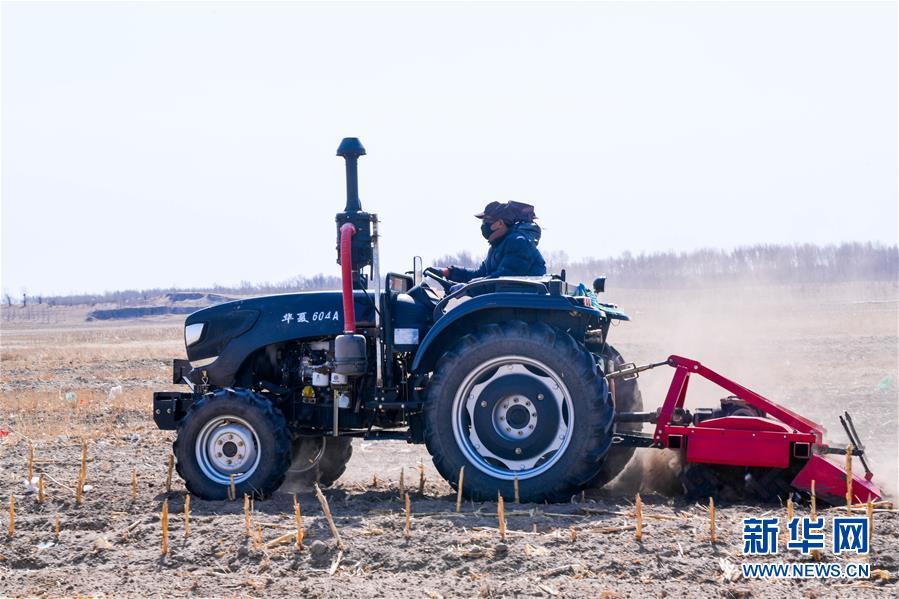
[184, 323, 205, 347]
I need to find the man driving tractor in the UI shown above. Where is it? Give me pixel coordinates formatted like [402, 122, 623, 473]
[442, 201, 546, 282]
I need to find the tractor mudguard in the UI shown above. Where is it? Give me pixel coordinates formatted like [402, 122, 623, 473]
[598, 304, 630, 321]
[410, 292, 599, 374]
[183, 291, 376, 387]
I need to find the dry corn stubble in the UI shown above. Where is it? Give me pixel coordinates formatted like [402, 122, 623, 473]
[253, 524, 263, 549]
[867, 498, 874, 535]
[404, 493, 412, 540]
[293, 494, 304, 549]
[811, 480, 817, 520]
[846, 444, 853, 515]
[184, 494, 191, 538]
[27, 441, 34, 481]
[7, 495, 14, 538]
[497, 491, 506, 542]
[244, 494, 252, 537]
[80, 440, 87, 480]
[635, 493, 643, 542]
[314, 483, 344, 550]
[165, 454, 174, 494]
[809, 480, 822, 562]
[455, 466, 464, 513]
[161, 499, 169, 556]
[75, 440, 88, 505]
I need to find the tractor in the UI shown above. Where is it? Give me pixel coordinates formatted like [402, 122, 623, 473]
[153, 138, 881, 506]
[153, 137, 639, 502]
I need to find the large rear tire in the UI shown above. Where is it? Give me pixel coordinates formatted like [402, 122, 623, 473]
[174, 389, 291, 500]
[587, 344, 644, 488]
[423, 321, 614, 503]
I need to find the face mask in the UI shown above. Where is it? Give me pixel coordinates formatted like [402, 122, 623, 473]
[480, 221, 494, 240]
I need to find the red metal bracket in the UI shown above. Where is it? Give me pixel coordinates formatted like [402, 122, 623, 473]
[652, 355, 826, 447]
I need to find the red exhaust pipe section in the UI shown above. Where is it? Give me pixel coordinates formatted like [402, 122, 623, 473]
[340, 222, 357, 334]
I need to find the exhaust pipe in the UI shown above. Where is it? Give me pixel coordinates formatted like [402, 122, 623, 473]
[339, 222, 357, 333]
[333, 137, 370, 378]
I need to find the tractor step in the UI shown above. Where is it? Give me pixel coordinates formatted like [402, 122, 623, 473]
[365, 400, 424, 411]
[363, 429, 413, 441]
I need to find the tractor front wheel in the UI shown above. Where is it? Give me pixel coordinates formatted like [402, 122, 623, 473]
[174, 389, 291, 500]
[423, 321, 614, 503]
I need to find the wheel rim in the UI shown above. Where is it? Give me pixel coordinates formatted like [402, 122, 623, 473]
[195, 415, 262, 485]
[451, 355, 574, 481]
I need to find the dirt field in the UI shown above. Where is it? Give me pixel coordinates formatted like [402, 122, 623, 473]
[1, 282, 896, 597]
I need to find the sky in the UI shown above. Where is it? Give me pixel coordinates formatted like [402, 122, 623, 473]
[1, 1, 896, 296]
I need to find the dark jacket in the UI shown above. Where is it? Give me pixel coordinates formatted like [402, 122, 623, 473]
[448, 223, 547, 283]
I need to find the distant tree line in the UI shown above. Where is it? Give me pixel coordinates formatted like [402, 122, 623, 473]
[28, 274, 344, 308]
[11, 242, 898, 307]
[436, 242, 898, 288]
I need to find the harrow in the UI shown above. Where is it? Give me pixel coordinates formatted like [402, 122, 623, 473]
[611, 355, 882, 504]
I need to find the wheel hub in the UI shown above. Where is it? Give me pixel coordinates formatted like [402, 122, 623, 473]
[475, 375, 557, 459]
[504, 402, 532, 430]
[454, 358, 573, 480]
[196, 417, 261, 484]
[222, 441, 238, 458]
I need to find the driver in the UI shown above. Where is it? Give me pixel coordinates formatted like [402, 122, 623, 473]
[441, 201, 546, 283]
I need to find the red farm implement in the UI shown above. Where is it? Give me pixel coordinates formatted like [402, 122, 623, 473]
[611, 355, 882, 504]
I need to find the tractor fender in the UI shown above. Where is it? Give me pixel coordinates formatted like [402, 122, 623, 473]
[411, 292, 599, 374]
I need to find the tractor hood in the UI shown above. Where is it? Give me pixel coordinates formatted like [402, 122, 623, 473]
[183, 291, 376, 381]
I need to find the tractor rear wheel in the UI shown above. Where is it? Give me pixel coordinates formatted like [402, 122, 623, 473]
[287, 436, 353, 487]
[586, 344, 644, 488]
[174, 389, 291, 500]
[423, 321, 614, 503]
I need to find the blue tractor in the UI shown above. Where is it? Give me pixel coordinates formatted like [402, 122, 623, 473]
[153, 138, 641, 502]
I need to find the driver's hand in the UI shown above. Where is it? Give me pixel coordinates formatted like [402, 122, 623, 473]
[438, 267, 450, 277]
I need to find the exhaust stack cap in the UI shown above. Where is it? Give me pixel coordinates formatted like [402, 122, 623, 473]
[336, 137, 366, 213]
[337, 137, 366, 158]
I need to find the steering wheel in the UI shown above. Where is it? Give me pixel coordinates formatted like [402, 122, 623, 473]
[423, 267, 454, 292]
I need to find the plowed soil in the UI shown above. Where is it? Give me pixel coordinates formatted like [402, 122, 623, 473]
[1, 282, 896, 597]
